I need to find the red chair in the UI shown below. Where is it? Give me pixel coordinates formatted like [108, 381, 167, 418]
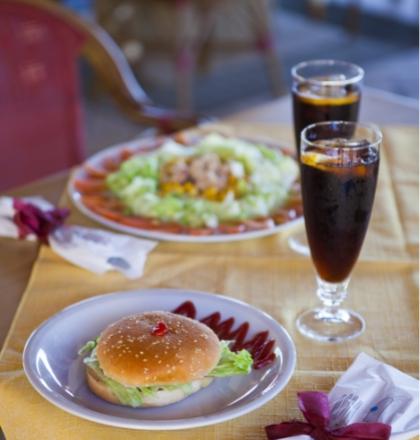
[0, 0, 197, 191]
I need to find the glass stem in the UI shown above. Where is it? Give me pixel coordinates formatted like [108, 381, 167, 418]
[316, 276, 350, 315]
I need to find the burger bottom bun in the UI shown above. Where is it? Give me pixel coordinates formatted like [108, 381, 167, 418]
[86, 367, 213, 408]
[87, 368, 121, 405]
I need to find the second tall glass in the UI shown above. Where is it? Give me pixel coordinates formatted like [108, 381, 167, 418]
[289, 59, 364, 254]
[296, 121, 382, 342]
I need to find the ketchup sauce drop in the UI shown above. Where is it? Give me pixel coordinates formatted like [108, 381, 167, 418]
[152, 321, 169, 336]
[172, 301, 276, 369]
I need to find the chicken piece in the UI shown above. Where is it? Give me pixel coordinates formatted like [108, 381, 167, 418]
[190, 153, 230, 191]
[160, 159, 190, 184]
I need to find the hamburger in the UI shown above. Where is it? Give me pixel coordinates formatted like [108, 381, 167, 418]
[79, 311, 253, 407]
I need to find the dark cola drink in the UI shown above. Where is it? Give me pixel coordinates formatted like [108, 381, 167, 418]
[293, 81, 361, 156]
[300, 140, 379, 283]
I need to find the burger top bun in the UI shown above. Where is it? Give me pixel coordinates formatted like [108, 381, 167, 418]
[96, 311, 221, 387]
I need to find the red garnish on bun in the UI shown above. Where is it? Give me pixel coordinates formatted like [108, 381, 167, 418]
[152, 321, 168, 336]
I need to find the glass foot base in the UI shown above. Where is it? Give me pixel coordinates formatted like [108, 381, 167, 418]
[288, 230, 310, 256]
[296, 308, 365, 342]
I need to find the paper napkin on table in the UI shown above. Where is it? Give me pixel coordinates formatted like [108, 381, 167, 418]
[49, 225, 157, 279]
[328, 353, 419, 440]
[0, 196, 157, 279]
[275, 353, 419, 440]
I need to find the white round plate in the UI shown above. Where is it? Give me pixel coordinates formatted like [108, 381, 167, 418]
[23, 289, 296, 430]
[68, 137, 303, 243]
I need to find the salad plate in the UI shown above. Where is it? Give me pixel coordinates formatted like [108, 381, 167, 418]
[23, 288, 296, 430]
[68, 131, 303, 242]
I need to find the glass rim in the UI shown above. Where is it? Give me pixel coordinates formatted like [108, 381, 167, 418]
[301, 121, 383, 151]
[292, 59, 365, 86]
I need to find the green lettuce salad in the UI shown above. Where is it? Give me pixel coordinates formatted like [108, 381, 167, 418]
[79, 339, 252, 408]
[106, 133, 298, 228]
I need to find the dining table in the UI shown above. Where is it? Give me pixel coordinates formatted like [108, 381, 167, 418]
[0, 94, 418, 440]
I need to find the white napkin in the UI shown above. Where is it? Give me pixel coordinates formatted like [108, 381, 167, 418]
[0, 196, 157, 279]
[283, 353, 419, 440]
[329, 353, 419, 439]
[49, 225, 157, 279]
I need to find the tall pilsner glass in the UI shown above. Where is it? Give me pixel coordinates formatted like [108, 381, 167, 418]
[289, 60, 364, 255]
[296, 121, 382, 342]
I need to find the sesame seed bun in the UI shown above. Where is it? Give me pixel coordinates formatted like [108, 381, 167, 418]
[95, 311, 221, 387]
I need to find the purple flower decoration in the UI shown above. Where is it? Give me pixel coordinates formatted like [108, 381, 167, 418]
[266, 392, 391, 440]
[13, 199, 69, 243]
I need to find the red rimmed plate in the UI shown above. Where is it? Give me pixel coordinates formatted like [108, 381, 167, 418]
[68, 131, 303, 242]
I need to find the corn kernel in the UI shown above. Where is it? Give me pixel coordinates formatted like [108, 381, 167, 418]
[228, 175, 236, 185]
[217, 189, 228, 201]
[184, 182, 198, 196]
[202, 187, 218, 200]
[161, 182, 184, 194]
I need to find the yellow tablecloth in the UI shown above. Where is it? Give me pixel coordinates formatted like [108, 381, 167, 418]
[0, 124, 418, 439]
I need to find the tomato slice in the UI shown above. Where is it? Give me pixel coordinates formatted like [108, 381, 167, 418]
[81, 195, 106, 205]
[88, 205, 123, 221]
[73, 178, 106, 194]
[242, 218, 274, 230]
[117, 216, 184, 233]
[117, 216, 161, 230]
[119, 149, 134, 161]
[187, 227, 213, 236]
[218, 223, 246, 234]
[157, 223, 184, 234]
[83, 164, 107, 179]
[102, 156, 121, 171]
[82, 195, 122, 210]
